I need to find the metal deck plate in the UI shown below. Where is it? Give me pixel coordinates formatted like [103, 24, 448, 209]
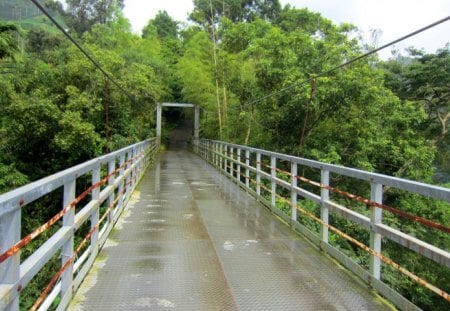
[69, 150, 390, 310]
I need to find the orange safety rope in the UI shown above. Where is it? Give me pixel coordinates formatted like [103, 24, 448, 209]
[0, 152, 143, 264]
[203, 149, 450, 301]
[261, 163, 450, 234]
[30, 165, 141, 310]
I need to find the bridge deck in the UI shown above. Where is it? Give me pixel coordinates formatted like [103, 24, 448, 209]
[69, 150, 390, 310]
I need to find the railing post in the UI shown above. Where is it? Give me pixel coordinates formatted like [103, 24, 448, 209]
[125, 151, 132, 199]
[108, 160, 116, 226]
[91, 165, 100, 258]
[245, 150, 250, 189]
[237, 148, 241, 184]
[156, 103, 162, 144]
[291, 162, 298, 222]
[194, 105, 200, 153]
[219, 144, 223, 171]
[271, 156, 277, 209]
[60, 178, 75, 307]
[116, 153, 125, 219]
[230, 147, 234, 177]
[214, 142, 218, 166]
[0, 209, 20, 311]
[370, 182, 383, 280]
[320, 169, 330, 244]
[256, 153, 261, 197]
[132, 147, 137, 186]
[206, 140, 210, 161]
[224, 145, 228, 175]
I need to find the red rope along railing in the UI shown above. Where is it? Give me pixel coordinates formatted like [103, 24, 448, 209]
[0, 153, 142, 264]
[29, 153, 151, 310]
[239, 162, 450, 302]
[204, 145, 450, 302]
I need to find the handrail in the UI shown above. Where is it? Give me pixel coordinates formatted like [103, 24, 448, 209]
[0, 138, 159, 311]
[195, 139, 450, 311]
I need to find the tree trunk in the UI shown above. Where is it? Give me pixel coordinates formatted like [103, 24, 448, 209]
[209, 0, 222, 139]
[299, 77, 316, 150]
[104, 78, 110, 153]
[245, 113, 252, 145]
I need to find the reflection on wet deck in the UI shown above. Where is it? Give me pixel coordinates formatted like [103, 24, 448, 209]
[69, 150, 390, 310]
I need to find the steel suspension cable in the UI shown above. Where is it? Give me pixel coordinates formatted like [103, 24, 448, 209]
[246, 16, 450, 107]
[29, 0, 136, 103]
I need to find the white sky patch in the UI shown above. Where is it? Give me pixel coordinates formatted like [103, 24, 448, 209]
[123, 0, 450, 58]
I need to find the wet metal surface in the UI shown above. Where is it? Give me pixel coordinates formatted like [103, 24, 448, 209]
[69, 150, 391, 310]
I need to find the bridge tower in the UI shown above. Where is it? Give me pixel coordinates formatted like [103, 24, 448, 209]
[156, 102, 200, 145]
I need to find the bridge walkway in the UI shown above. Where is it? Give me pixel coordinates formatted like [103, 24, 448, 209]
[69, 149, 390, 310]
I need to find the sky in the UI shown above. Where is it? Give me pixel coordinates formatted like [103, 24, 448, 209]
[123, 0, 450, 59]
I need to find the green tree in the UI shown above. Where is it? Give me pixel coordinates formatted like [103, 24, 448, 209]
[382, 46, 450, 181]
[64, 0, 125, 35]
[0, 22, 22, 61]
[190, 0, 281, 27]
[149, 10, 178, 40]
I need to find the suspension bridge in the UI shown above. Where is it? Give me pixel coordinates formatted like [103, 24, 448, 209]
[1, 104, 449, 311]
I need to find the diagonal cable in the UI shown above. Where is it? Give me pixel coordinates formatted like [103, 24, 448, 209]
[246, 16, 450, 107]
[29, 0, 136, 102]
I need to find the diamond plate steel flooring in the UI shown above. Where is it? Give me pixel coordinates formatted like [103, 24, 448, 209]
[69, 150, 391, 311]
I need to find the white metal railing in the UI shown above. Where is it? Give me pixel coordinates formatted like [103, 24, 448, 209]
[0, 138, 159, 311]
[196, 139, 450, 310]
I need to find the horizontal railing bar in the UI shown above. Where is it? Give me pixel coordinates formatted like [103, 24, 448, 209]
[375, 224, 450, 267]
[209, 140, 450, 201]
[0, 227, 75, 307]
[19, 227, 72, 293]
[197, 139, 450, 306]
[325, 201, 371, 228]
[230, 155, 450, 268]
[74, 201, 100, 231]
[73, 248, 90, 274]
[0, 139, 154, 217]
[40, 281, 61, 311]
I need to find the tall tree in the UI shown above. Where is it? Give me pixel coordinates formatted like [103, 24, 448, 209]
[190, 0, 281, 27]
[382, 45, 450, 181]
[149, 10, 178, 40]
[65, 0, 124, 35]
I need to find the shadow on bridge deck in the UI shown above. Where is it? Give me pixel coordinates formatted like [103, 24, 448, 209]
[69, 149, 391, 310]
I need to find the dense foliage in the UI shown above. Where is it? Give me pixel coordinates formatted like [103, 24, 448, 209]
[0, 0, 449, 309]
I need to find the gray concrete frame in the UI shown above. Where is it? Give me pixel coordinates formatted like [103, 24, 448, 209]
[156, 103, 200, 144]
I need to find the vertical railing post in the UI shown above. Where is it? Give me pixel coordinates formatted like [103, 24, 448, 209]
[107, 159, 116, 227]
[194, 105, 200, 154]
[138, 144, 144, 178]
[156, 103, 162, 144]
[291, 162, 298, 223]
[214, 142, 218, 166]
[91, 165, 100, 258]
[256, 153, 261, 197]
[125, 151, 132, 199]
[0, 209, 21, 311]
[60, 178, 75, 306]
[116, 153, 125, 219]
[370, 182, 383, 280]
[320, 169, 330, 244]
[224, 145, 228, 175]
[245, 150, 250, 189]
[271, 156, 277, 209]
[237, 148, 241, 184]
[219, 143, 223, 171]
[229, 147, 234, 177]
[132, 147, 137, 187]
